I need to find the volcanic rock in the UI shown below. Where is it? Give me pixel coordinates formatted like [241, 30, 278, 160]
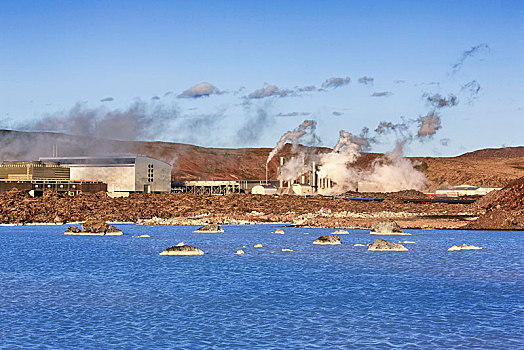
[368, 238, 408, 251]
[448, 243, 482, 251]
[159, 244, 204, 256]
[194, 224, 224, 233]
[65, 220, 123, 236]
[65, 226, 80, 234]
[370, 220, 409, 235]
[313, 235, 341, 245]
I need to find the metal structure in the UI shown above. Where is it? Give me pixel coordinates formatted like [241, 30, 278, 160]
[171, 180, 247, 195]
[0, 161, 70, 180]
[0, 179, 107, 196]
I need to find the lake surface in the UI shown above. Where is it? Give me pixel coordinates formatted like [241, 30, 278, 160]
[0, 224, 522, 349]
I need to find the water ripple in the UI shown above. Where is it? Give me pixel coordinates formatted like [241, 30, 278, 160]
[0, 225, 522, 349]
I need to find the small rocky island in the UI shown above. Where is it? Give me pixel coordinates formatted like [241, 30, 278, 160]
[368, 238, 408, 251]
[159, 244, 204, 256]
[448, 243, 482, 251]
[370, 220, 410, 235]
[313, 235, 341, 245]
[193, 224, 224, 233]
[65, 220, 123, 236]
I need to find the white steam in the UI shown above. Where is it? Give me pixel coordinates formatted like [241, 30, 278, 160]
[266, 119, 316, 164]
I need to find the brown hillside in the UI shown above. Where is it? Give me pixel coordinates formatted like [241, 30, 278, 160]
[1, 129, 523, 189]
[459, 146, 524, 158]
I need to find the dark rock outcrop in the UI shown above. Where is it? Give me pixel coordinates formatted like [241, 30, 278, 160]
[370, 220, 408, 235]
[159, 244, 204, 256]
[65, 219, 123, 236]
[65, 225, 80, 233]
[194, 224, 224, 233]
[368, 238, 407, 251]
[313, 235, 341, 245]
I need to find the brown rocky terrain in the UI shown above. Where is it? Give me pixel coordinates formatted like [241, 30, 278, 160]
[464, 177, 524, 230]
[1, 174, 522, 230]
[0, 188, 478, 229]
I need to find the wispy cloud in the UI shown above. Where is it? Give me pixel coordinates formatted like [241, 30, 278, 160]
[450, 43, 490, 74]
[100, 97, 114, 102]
[358, 76, 374, 85]
[275, 111, 311, 117]
[178, 82, 222, 98]
[371, 91, 393, 97]
[247, 85, 292, 99]
[321, 77, 351, 89]
[423, 93, 458, 109]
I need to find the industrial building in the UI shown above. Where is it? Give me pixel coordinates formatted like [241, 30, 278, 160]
[40, 155, 172, 196]
[0, 161, 70, 180]
[435, 185, 501, 197]
[0, 160, 106, 195]
[277, 157, 333, 195]
[0, 180, 106, 196]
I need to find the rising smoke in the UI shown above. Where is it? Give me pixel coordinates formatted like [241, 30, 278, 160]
[266, 119, 317, 164]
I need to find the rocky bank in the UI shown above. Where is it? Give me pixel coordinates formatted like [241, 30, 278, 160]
[0, 182, 522, 230]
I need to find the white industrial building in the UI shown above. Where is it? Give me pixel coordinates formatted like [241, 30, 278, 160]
[39, 155, 172, 196]
[435, 184, 501, 197]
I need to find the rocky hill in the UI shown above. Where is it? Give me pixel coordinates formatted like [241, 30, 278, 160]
[465, 176, 524, 230]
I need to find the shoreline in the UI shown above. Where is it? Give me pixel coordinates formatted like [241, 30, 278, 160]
[0, 189, 521, 231]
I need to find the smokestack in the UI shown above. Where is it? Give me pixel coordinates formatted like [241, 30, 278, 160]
[312, 161, 316, 191]
[279, 157, 284, 189]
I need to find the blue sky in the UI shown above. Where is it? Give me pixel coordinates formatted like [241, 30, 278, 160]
[1, 0, 523, 156]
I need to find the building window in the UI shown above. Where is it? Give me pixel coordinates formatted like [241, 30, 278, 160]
[148, 164, 154, 183]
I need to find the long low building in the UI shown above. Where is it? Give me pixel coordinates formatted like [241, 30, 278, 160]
[0, 161, 70, 180]
[435, 184, 501, 197]
[0, 179, 107, 195]
[40, 155, 172, 196]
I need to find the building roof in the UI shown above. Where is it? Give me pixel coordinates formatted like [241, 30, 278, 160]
[39, 155, 171, 166]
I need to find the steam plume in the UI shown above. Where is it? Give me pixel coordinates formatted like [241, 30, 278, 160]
[417, 112, 441, 138]
[266, 120, 317, 164]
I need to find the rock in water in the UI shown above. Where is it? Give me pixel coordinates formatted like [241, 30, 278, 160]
[273, 229, 285, 234]
[313, 235, 341, 245]
[332, 230, 349, 234]
[448, 243, 482, 251]
[159, 244, 204, 256]
[65, 226, 80, 234]
[368, 238, 408, 251]
[236, 249, 245, 255]
[194, 224, 224, 233]
[254, 243, 263, 248]
[64, 220, 123, 236]
[370, 220, 409, 235]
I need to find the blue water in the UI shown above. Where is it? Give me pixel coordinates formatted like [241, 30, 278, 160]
[0, 224, 522, 349]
